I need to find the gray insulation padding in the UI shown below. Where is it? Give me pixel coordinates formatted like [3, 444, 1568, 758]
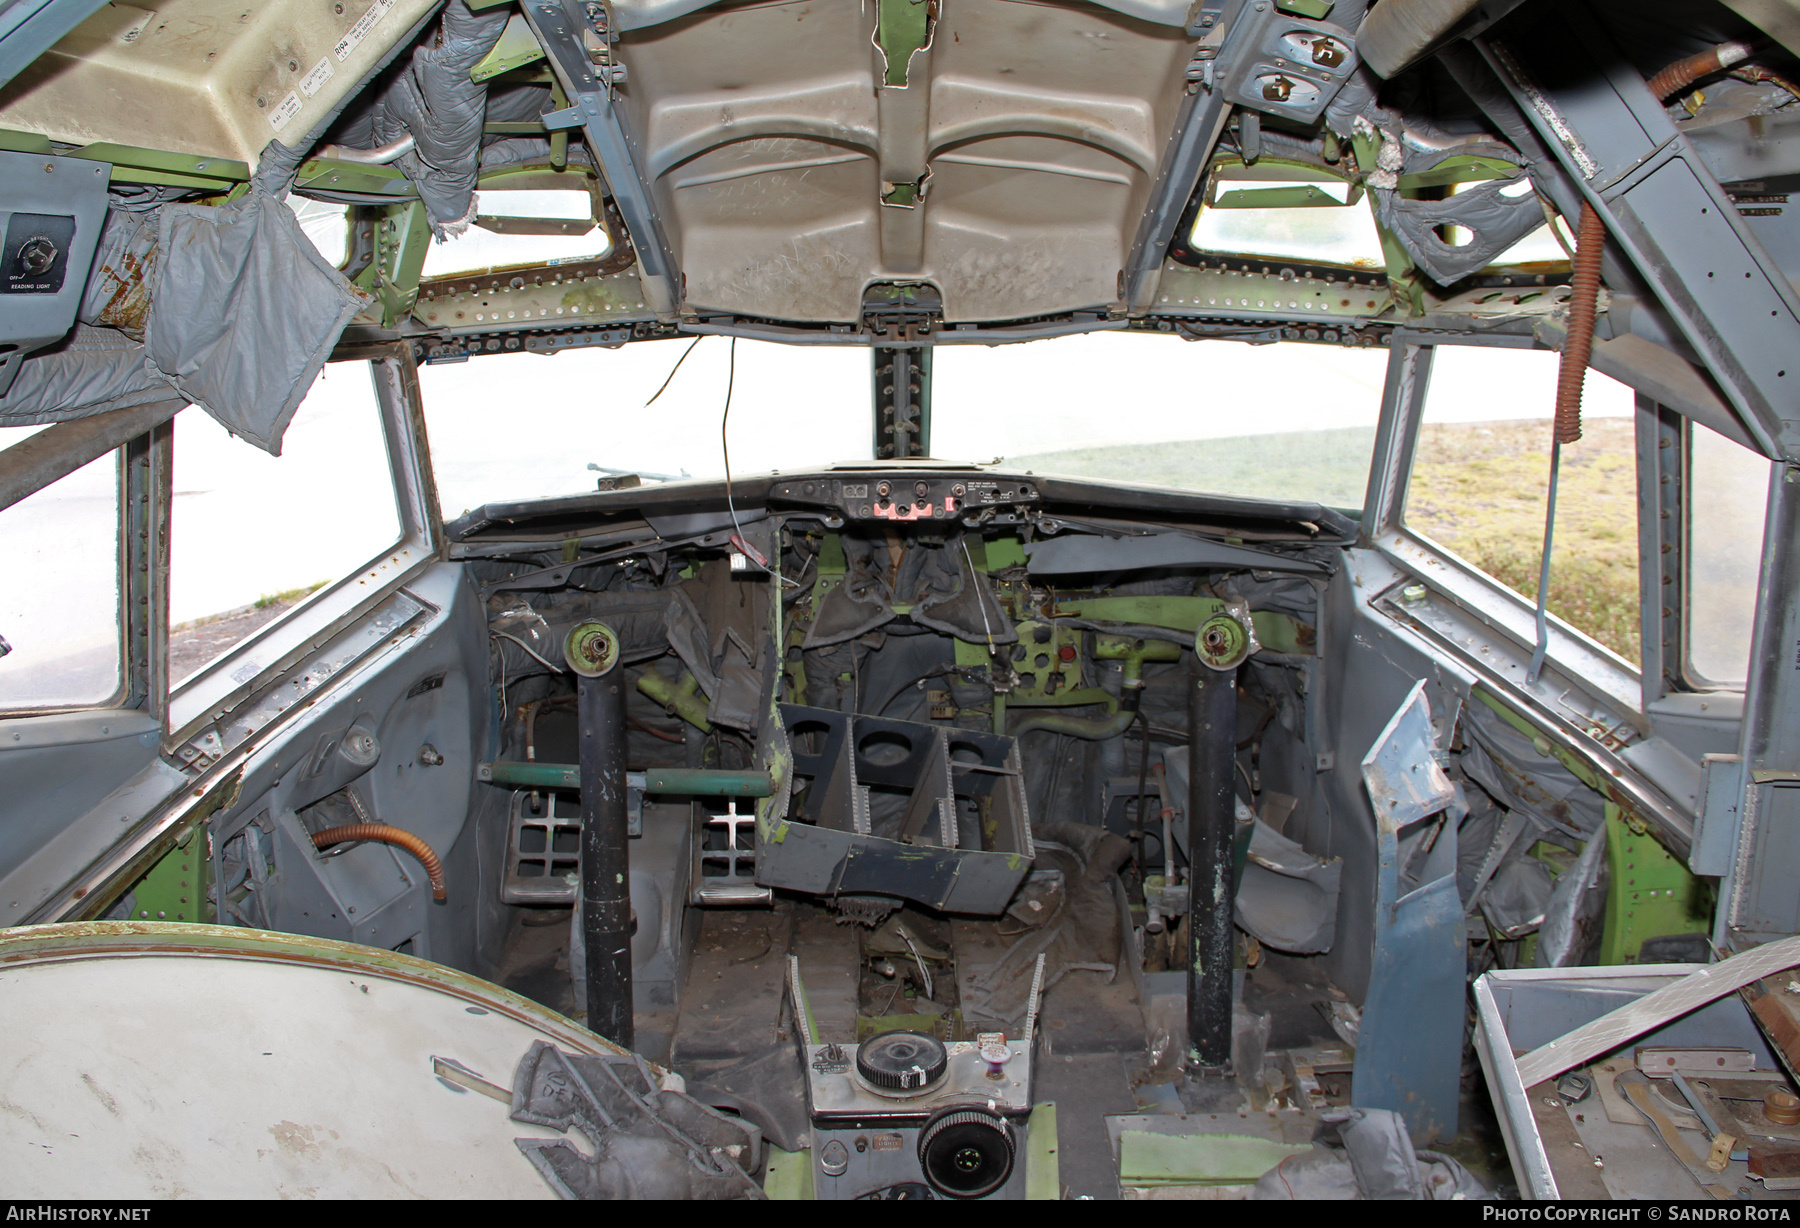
[0, 325, 168, 428]
[0, 5, 464, 447]
[1250, 1108, 1492, 1199]
[1373, 168, 1548, 285]
[1236, 818, 1344, 954]
[1534, 826, 1609, 968]
[0, 192, 368, 448]
[1356, 0, 1483, 78]
[142, 191, 371, 454]
[1325, 59, 1549, 287]
[1458, 699, 1605, 842]
[329, 0, 510, 234]
[80, 208, 159, 340]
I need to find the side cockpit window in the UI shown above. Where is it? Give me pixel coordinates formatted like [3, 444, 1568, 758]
[1403, 344, 1641, 666]
[0, 443, 122, 713]
[168, 363, 400, 686]
[1187, 158, 1385, 269]
[1686, 421, 1772, 688]
[420, 186, 610, 280]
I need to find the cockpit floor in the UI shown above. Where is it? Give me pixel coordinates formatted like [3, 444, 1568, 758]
[491, 893, 1516, 1197]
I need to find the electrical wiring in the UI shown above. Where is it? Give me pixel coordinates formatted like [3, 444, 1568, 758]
[490, 629, 564, 674]
[719, 335, 797, 589]
[645, 334, 703, 406]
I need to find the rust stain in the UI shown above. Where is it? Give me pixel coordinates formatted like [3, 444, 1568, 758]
[269, 1120, 322, 1158]
[92, 248, 156, 338]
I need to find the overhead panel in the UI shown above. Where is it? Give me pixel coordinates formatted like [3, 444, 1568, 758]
[617, 0, 1192, 324]
[0, 0, 439, 169]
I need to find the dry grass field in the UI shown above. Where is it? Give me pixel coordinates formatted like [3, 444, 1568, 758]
[1007, 415, 1641, 663]
[1407, 417, 1638, 664]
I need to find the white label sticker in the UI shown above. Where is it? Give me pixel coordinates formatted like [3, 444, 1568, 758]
[299, 56, 335, 98]
[267, 89, 303, 132]
[334, 0, 395, 63]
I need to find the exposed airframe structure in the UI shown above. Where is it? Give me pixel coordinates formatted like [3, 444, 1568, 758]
[1, 0, 1799, 1202]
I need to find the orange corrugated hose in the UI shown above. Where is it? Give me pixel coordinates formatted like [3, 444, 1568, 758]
[1553, 202, 1607, 444]
[1549, 39, 1759, 443]
[1553, 42, 1760, 440]
[312, 824, 447, 900]
[1646, 39, 1756, 104]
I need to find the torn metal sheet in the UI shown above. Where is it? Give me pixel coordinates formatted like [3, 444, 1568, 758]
[1236, 819, 1343, 955]
[1354, 680, 1467, 1144]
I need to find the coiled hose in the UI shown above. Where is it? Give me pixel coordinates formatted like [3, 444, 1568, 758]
[1553, 202, 1607, 444]
[313, 824, 447, 901]
[1549, 40, 1764, 437]
[1646, 39, 1757, 104]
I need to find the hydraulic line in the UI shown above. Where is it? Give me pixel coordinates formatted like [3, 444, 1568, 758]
[312, 825, 447, 901]
[318, 133, 417, 164]
[1009, 709, 1137, 741]
[1554, 203, 1607, 445]
[1646, 40, 1757, 104]
[1732, 63, 1800, 103]
[1531, 200, 1604, 683]
[1132, 711, 1152, 873]
[1147, 762, 1178, 936]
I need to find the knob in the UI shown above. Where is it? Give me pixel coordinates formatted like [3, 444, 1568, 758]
[18, 236, 56, 275]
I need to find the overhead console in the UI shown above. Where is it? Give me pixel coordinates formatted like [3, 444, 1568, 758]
[769, 473, 1040, 525]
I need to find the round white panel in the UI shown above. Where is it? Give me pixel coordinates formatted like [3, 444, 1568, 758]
[0, 923, 616, 1198]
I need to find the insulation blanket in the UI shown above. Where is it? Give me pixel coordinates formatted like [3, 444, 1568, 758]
[143, 191, 370, 453]
[0, 191, 370, 454]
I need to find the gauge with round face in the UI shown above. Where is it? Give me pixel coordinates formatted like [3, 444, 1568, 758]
[917, 1106, 1016, 1199]
[856, 1029, 949, 1092]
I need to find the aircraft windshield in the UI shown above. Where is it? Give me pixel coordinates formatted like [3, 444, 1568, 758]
[418, 338, 872, 519]
[932, 333, 1389, 509]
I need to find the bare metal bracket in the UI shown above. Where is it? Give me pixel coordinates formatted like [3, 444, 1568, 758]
[521, 0, 680, 317]
[1478, 11, 1800, 462]
[1354, 680, 1467, 1143]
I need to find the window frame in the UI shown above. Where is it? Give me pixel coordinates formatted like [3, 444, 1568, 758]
[162, 349, 443, 750]
[1361, 333, 1645, 720]
[0, 443, 134, 718]
[1679, 415, 1773, 693]
[1185, 153, 1387, 272]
